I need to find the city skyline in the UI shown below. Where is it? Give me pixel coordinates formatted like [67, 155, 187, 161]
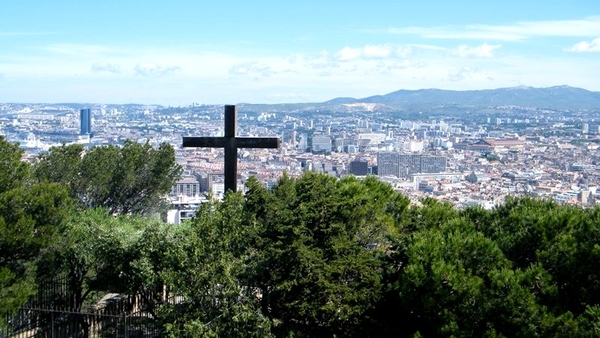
[1, 1, 600, 105]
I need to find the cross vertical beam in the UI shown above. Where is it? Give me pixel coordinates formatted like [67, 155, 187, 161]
[223, 105, 238, 194]
[182, 105, 280, 193]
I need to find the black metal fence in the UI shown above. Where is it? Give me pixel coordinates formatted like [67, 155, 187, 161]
[2, 306, 157, 338]
[2, 277, 160, 338]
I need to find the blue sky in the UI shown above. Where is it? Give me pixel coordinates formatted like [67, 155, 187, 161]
[1, 0, 600, 105]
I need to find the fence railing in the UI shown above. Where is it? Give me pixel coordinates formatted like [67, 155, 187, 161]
[2, 287, 160, 338]
[2, 305, 158, 338]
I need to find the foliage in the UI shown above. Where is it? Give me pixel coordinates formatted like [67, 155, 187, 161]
[6, 152, 600, 337]
[245, 173, 409, 337]
[386, 218, 547, 336]
[160, 193, 273, 337]
[470, 197, 600, 319]
[0, 136, 72, 323]
[33, 140, 182, 215]
[0, 135, 29, 193]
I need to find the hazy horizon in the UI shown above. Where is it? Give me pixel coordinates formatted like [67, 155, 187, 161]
[0, 84, 598, 107]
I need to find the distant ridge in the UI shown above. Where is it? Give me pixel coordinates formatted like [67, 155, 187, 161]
[325, 85, 600, 110]
[325, 97, 359, 104]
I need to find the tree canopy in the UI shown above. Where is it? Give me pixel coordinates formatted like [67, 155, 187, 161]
[4, 131, 600, 337]
[0, 136, 72, 320]
[33, 140, 182, 215]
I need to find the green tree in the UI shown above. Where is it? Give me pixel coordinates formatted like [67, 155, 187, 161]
[476, 197, 559, 270]
[114, 218, 184, 320]
[0, 136, 29, 193]
[160, 193, 273, 337]
[34, 140, 182, 215]
[535, 206, 600, 315]
[38, 209, 139, 308]
[0, 136, 72, 322]
[37, 209, 178, 336]
[32, 143, 84, 192]
[385, 217, 550, 337]
[469, 197, 600, 318]
[246, 172, 408, 337]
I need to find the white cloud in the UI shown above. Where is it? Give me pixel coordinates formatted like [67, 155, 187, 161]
[134, 63, 179, 77]
[447, 67, 476, 82]
[507, 17, 600, 37]
[567, 37, 600, 52]
[335, 46, 363, 61]
[444, 67, 499, 85]
[372, 59, 417, 74]
[229, 62, 274, 77]
[409, 44, 446, 51]
[451, 43, 501, 58]
[363, 45, 392, 59]
[388, 16, 600, 40]
[308, 51, 338, 69]
[334, 44, 412, 61]
[91, 62, 121, 73]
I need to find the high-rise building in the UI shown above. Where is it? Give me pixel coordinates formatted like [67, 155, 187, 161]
[398, 154, 422, 178]
[377, 152, 399, 177]
[80, 108, 92, 135]
[378, 152, 447, 178]
[421, 156, 447, 174]
[312, 135, 332, 153]
[349, 159, 369, 176]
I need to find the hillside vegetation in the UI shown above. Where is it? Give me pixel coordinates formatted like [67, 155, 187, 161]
[2, 136, 600, 337]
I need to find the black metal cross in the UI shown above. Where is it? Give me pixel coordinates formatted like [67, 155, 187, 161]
[183, 105, 280, 193]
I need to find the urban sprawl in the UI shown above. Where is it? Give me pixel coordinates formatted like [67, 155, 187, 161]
[2, 102, 599, 224]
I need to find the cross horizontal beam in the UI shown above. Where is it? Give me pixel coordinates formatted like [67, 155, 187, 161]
[183, 137, 280, 149]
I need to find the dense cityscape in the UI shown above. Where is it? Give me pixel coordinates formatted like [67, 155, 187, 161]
[2, 90, 600, 224]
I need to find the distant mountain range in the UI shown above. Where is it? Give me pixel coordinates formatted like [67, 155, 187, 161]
[241, 86, 600, 113]
[326, 85, 600, 110]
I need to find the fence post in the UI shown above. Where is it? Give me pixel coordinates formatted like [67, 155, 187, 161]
[123, 312, 128, 338]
